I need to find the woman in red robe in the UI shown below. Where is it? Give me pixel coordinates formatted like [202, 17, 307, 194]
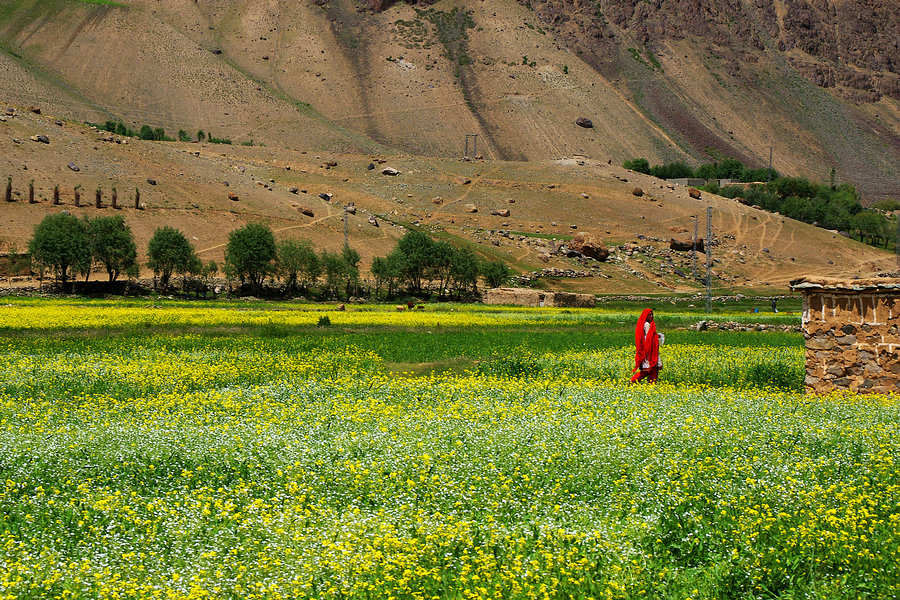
[630, 308, 663, 383]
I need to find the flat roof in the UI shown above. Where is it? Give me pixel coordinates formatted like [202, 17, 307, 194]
[790, 276, 900, 292]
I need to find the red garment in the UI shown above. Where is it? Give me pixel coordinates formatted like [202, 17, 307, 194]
[630, 366, 659, 384]
[633, 309, 659, 373]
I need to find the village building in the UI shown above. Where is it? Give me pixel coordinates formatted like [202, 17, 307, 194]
[483, 287, 596, 308]
[791, 277, 900, 394]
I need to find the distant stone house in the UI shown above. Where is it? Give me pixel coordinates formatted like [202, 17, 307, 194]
[483, 287, 595, 308]
[791, 277, 900, 394]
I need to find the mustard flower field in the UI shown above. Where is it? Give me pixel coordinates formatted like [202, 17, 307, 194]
[1, 300, 898, 599]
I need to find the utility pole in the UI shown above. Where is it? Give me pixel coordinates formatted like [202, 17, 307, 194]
[706, 205, 712, 313]
[896, 212, 899, 272]
[692, 214, 698, 280]
[343, 208, 349, 248]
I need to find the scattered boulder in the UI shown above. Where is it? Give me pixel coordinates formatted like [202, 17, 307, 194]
[491, 208, 511, 217]
[30, 135, 49, 144]
[507, 198, 515, 204]
[669, 238, 704, 252]
[464, 203, 478, 213]
[325, 159, 338, 168]
[381, 167, 400, 176]
[289, 187, 299, 194]
[575, 117, 593, 128]
[345, 205, 356, 214]
[147, 178, 157, 186]
[318, 192, 332, 201]
[456, 177, 472, 185]
[569, 232, 610, 261]
[228, 192, 239, 201]
[368, 215, 379, 226]
[29, 106, 41, 114]
[688, 187, 701, 199]
[432, 196, 443, 205]
[298, 206, 314, 217]
[669, 226, 689, 234]
[67, 163, 80, 172]
[632, 187, 643, 197]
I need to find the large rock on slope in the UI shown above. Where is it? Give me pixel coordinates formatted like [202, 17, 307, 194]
[569, 232, 610, 261]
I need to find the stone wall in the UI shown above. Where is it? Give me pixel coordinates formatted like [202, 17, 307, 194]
[792, 277, 900, 394]
[483, 287, 596, 308]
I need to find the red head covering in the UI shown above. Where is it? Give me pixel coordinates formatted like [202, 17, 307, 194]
[634, 308, 659, 371]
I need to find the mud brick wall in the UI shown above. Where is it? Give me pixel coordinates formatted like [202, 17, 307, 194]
[801, 288, 900, 394]
[483, 288, 595, 308]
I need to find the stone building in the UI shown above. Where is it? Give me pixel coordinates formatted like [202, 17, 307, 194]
[483, 287, 596, 308]
[791, 277, 900, 394]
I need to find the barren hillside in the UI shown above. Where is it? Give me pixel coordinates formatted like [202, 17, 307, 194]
[1, 0, 896, 200]
[1, 108, 892, 294]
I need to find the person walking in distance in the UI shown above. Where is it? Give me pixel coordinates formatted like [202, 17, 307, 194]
[630, 308, 664, 383]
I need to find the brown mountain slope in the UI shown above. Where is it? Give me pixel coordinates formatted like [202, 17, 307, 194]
[0, 109, 892, 293]
[5, 0, 895, 200]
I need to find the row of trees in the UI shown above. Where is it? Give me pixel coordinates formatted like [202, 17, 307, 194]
[29, 213, 139, 291]
[371, 230, 510, 299]
[26, 214, 512, 298]
[623, 157, 777, 183]
[714, 179, 899, 247]
[624, 155, 899, 249]
[94, 121, 232, 145]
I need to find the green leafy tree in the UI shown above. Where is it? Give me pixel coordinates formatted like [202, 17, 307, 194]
[449, 247, 480, 297]
[391, 230, 435, 292]
[854, 210, 887, 246]
[277, 238, 320, 293]
[695, 163, 718, 180]
[872, 199, 900, 212]
[320, 249, 346, 298]
[650, 161, 694, 179]
[28, 212, 91, 292]
[88, 215, 138, 282]
[371, 254, 402, 298]
[717, 158, 744, 179]
[427, 241, 454, 297]
[623, 158, 650, 174]
[481, 260, 511, 289]
[147, 226, 199, 290]
[341, 244, 361, 299]
[224, 222, 277, 291]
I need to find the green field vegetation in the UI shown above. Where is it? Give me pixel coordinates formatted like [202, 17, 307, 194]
[1, 300, 898, 599]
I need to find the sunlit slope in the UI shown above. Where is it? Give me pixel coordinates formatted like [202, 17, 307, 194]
[0, 109, 893, 294]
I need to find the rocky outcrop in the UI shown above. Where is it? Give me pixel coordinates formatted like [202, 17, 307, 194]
[360, 0, 438, 11]
[516, 0, 899, 100]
